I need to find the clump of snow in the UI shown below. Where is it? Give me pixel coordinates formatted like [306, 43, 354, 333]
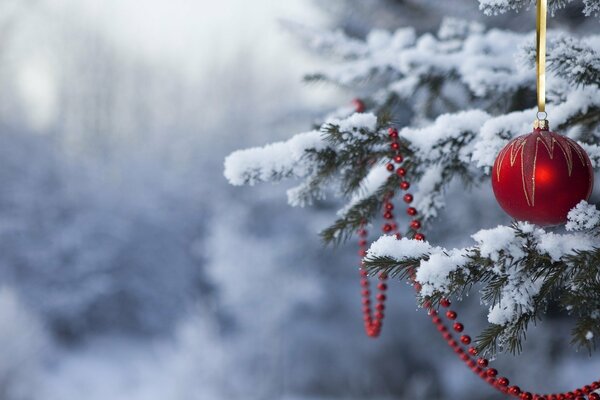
[566, 201, 600, 232]
[224, 130, 324, 186]
[536, 231, 595, 261]
[416, 249, 469, 297]
[400, 110, 489, 162]
[367, 236, 432, 261]
[487, 274, 543, 326]
[472, 225, 524, 262]
[325, 112, 378, 132]
[586, 331, 595, 340]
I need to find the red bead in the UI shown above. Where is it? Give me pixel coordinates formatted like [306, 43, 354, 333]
[584, 386, 592, 394]
[396, 168, 407, 177]
[453, 323, 464, 332]
[360, 279, 369, 287]
[492, 128, 594, 226]
[442, 332, 452, 340]
[440, 299, 451, 308]
[361, 289, 370, 296]
[414, 282, 422, 292]
[468, 347, 478, 356]
[460, 353, 469, 361]
[477, 358, 488, 367]
[376, 293, 386, 301]
[460, 335, 471, 345]
[358, 249, 367, 257]
[359, 269, 368, 277]
[486, 368, 497, 377]
[358, 229, 368, 237]
[382, 224, 393, 232]
[410, 220, 421, 230]
[375, 311, 384, 319]
[377, 283, 387, 291]
[467, 359, 476, 368]
[358, 239, 367, 246]
[385, 203, 394, 211]
[446, 310, 457, 320]
[352, 98, 365, 113]
[386, 163, 395, 172]
[448, 339, 458, 348]
[388, 127, 398, 138]
[432, 316, 442, 324]
[375, 303, 385, 311]
[437, 325, 447, 333]
[400, 181, 410, 190]
[379, 272, 388, 280]
[362, 299, 370, 305]
[383, 211, 393, 219]
[497, 378, 509, 387]
[394, 233, 402, 239]
[403, 194, 414, 203]
[589, 394, 600, 400]
[391, 142, 400, 150]
[394, 155, 403, 163]
[521, 393, 533, 400]
[407, 207, 417, 216]
[414, 233, 425, 241]
[509, 386, 521, 395]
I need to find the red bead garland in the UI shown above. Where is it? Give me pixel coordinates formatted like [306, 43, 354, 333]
[357, 126, 600, 399]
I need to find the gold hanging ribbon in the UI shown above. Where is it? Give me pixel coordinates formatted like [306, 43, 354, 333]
[536, 0, 547, 116]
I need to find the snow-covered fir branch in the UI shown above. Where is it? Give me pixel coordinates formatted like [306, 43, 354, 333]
[364, 201, 600, 355]
[478, 0, 573, 15]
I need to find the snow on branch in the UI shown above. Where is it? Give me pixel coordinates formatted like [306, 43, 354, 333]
[478, 0, 572, 15]
[364, 213, 600, 355]
[224, 130, 325, 186]
[520, 33, 600, 87]
[224, 113, 378, 187]
[584, 0, 600, 16]
[566, 200, 600, 231]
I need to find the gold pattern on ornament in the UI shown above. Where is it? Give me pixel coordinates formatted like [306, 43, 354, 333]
[494, 131, 589, 207]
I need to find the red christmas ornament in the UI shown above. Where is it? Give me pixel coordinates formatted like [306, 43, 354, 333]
[492, 123, 594, 226]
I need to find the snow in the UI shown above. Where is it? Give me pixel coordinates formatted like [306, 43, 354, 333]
[325, 112, 378, 132]
[224, 130, 324, 186]
[536, 231, 596, 261]
[416, 249, 469, 297]
[566, 201, 600, 231]
[366, 236, 432, 261]
[399, 110, 489, 162]
[472, 225, 525, 262]
[586, 331, 595, 340]
[224, 113, 377, 188]
[487, 274, 543, 326]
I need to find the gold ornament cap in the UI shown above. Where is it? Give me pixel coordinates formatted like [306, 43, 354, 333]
[534, 119, 549, 130]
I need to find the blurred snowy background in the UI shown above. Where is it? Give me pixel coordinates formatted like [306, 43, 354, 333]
[1, 1, 599, 399]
